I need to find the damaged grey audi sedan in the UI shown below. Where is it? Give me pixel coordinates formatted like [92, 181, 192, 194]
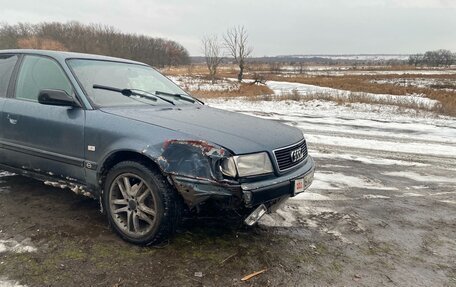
[0, 50, 315, 245]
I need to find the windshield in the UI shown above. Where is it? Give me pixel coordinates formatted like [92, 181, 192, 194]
[68, 59, 195, 107]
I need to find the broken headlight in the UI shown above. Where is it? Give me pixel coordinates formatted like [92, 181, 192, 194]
[220, 152, 274, 177]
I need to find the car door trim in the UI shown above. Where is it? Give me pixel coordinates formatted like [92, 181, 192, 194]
[0, 140, 85, 167]
[6, 54, 23, 99]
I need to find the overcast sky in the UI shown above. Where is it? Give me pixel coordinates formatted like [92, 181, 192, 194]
[1, 0, 455, 56]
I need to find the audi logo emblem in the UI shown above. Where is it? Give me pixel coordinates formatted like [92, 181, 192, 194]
[290, 148, 304, 163]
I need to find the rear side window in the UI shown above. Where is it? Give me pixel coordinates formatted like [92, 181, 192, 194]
[0, 55, 18, 98]
[15, 55, 72, 102]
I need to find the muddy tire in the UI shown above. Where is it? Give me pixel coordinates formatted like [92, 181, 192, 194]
[103, 161, 181, 245]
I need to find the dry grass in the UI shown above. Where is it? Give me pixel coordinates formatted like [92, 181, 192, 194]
[266, 74, 456, 115]
[253, 90, 443, 112]
[161, 64, 238, 77]
[190, 83, 274, 99]
[163, 64, 456, 115]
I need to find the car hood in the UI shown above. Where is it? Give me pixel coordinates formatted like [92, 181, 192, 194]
[100, 105, 303, 154]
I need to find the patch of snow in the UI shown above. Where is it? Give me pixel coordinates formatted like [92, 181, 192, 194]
[383, 171, 456, 183]
[293, 192, 332, 201]
[266, 80, 441, 110]
[43, 181, 93, 198]
[286, 54, 411, 61]
[311, 171, 397, 190]
[319, 164, 351, 168]
[312, 152, 428, 167]
[309, 178, 340, 190]
[299, 69, 456, 76]
[363, 194, 391, 199]
[207, 99, 456, 161]
[206, 98, 456, 130]
[307, 134, 456, 158]
[0, 171, 15, 177]
[0, 278, 27, 287]
[371, 78, 456, 91]
[438, 200, 456, 205]
[411, 186, 429, 190]
[0, 239, 37, 254]
[399, 192, 425, 197]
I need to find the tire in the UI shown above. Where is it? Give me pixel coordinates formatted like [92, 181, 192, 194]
[103, 161, 181, 245]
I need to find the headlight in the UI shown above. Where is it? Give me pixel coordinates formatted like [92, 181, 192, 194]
[220, 152, 274, 177]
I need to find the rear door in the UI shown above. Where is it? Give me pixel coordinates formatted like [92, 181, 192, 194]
[1, 54, 86, 183]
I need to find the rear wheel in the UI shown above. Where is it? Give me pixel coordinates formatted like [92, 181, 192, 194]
[103, 161, 180, 245]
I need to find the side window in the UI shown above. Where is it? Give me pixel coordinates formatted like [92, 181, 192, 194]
[0, 55, 18, 98]
[15, 55, 72, 102]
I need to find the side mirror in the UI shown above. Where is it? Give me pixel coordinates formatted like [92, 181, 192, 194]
[38, 89, 81, 108]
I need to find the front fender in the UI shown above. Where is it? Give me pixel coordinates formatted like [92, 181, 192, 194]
[143, 139, 239, 208]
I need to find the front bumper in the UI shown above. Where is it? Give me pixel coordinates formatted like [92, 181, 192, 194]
[171, 156, 315, 208]
[241, 156, 315, 206]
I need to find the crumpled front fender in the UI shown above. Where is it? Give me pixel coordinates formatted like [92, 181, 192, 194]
[145, 139, 239, 208]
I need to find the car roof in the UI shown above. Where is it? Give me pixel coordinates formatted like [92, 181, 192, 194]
[0, 49, 147, 65]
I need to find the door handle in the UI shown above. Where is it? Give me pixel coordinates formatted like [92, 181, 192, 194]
[7, 114, 18, 125]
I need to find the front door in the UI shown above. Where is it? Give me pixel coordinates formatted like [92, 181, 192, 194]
[1, 55, 86, 183]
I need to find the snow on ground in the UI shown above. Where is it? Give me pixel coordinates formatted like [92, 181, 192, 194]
[206, 97, 453, 122]
[0, 236, 36, 286]
[266, 80, 441, 110]
[312, 152, 428, 167]
[0, 278, 27, 287]
[371, 78, 456, 91]
[206, 95, 456, 205]
[297, 69, 456, 76]
[207, 99, 456, 143]
[306, 134, 456, 158]
[280, 65, 352, 72]
[294, 192, 332, 201]
[309, 171, 398, 191]
[0, 172, 15, 178]
[290, 55, 411, 61]
[170, 74, 447, 111]
[382, 171, 456, 183]
[0, 239, 37, 254]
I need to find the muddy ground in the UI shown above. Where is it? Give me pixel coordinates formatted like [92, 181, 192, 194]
[1, 106, 456, 286]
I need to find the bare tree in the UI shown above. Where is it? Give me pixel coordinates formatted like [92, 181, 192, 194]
[201, 35, 223, 84]
[17, 36, 67, 51]
[409, 50, 455, 67]
[224, 26, 253, 82]
[408, 54, 423, 67]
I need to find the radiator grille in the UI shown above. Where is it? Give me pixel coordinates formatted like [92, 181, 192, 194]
[273, 140, 307, 171]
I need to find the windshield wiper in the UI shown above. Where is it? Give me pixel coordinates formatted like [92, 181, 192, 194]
[93, 84, 175, 106]
[129, 88, 176, 105]
[154, 90, 197, 104]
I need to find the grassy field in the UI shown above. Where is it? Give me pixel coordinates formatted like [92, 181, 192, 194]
[162, 64, 456, 115]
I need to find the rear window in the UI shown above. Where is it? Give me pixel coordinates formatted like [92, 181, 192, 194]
[0, 55, 18, 98]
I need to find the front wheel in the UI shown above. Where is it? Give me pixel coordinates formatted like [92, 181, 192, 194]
[103, 161, 181, 245]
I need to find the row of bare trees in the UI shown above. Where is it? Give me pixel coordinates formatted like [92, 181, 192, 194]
[201, 26, 253, 83]
[0, 22, 190, 67]
[408, 49, 455, 67]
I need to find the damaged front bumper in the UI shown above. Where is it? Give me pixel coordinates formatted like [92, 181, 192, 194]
[170, 156, 315, 209]
[241, 156, 315, 207]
